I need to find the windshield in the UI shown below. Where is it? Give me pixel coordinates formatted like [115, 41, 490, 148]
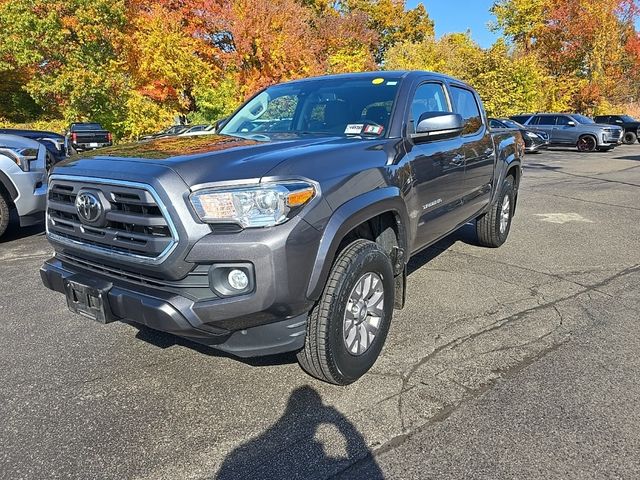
[620, 115, 638, 122]
[220, 77, 402, 139]
[501, 119, 524, 129]
[571, 114, 595, 124]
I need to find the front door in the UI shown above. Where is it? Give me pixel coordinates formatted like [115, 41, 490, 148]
[400, 81, 467, 252]
[554, 115, 577, 144]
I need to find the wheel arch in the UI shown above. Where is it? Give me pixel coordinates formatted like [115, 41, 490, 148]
[0, 170, 18, 204]
[306, 187, 409, 301]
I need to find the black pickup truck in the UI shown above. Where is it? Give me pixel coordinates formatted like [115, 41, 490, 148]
[67, 122, 112, 152]
[41, 71, 524, 384]
[593, 115, 640, 144]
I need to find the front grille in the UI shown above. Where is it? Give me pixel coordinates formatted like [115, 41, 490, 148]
[604, 128, 621, 138]
[47, 176, 178, 263]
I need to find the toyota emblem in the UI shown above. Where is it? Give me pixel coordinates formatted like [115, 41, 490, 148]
[75, 191, 103, 224]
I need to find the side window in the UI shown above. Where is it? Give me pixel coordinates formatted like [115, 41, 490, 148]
[537, 115, 557, 126]
[450, 86, 483, 135]
[489, 119, 503, 129]
[556, 116, 571, 126]
[410, 83, 449, 133]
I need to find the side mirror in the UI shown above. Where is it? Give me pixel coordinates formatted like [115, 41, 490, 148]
[413, 112, 464, 140]
[567, 121, 576, 127]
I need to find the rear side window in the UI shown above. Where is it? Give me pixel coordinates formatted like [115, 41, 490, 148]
[450, 86, 483, 135]
[409, 83, 450, 133]
[533, 115, 556, 126]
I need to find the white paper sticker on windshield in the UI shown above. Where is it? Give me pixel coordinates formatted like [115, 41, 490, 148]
[387, 81, 398, 85]
[344, 124, 364, 134]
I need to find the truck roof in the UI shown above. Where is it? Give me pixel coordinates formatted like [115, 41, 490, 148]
[278, 70, 468, 87]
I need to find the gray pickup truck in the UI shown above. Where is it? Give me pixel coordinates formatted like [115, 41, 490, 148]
[523, 113, 622, 152]
[40, 71, 524, 384]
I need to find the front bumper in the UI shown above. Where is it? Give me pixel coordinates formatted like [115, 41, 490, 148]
[40, 257, 308, 357]
[524, 137, 549, 152]
[601, 133, 623, 146]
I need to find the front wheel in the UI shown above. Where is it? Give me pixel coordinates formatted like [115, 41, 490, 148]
[476, 175, 515, 248]
[297, 239, 394, 385]
[623, 131, 637, 145]
[577, 135, 597, 152]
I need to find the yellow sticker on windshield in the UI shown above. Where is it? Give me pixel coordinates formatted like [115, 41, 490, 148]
[372, 78, 384, 85]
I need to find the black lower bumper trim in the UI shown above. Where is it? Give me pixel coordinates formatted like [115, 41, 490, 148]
[40, 258, 308, 357]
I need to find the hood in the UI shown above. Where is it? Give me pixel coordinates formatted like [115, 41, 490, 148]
[592, 123, 623, 130]
[54, 133, 359, 186]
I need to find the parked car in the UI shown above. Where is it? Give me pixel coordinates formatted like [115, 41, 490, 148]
[178, 124, 216, 137]
[0, 134, 49, 237]
[489, 117, 549, 152]
[41, 71, 524, 384]
[140, 125, 188, 140]
[0, 128, 68, 165]
[523, 113, 623, 152]
[67, 123, 112, 152]
[593, 115, 640, 144]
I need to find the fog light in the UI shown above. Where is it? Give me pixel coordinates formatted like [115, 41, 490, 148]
[228, 269, 249, 290]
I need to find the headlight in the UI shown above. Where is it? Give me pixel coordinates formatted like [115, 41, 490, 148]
[525, 131, 538, 139]
[190, 182, 317, 228]
[0, 147, 38, 172]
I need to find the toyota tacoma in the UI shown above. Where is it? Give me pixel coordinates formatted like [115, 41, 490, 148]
[41, 71, 524, 385]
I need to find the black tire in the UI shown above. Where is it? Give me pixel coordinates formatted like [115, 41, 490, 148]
[623, 131, 637, 145]
[297, 239, 394, 385]
[476, 175, 515, 248]
[577, 135, 597, 152]
[0, 192, 10, 239]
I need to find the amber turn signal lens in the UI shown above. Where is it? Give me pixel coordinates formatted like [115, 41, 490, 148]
[286, 187, 315, 207]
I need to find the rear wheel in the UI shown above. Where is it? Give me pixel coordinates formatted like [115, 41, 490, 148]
[0, 192, 10, 238]
[623, 131, 637, 145]
[476, 175, 515, 248]
[297, 239, 394, 385]
[577, 135, 597, 152]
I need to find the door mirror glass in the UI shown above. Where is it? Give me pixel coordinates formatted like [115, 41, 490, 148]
[414, 112, 464, 140]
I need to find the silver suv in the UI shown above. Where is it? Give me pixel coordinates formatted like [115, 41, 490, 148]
[524, 113, 623, 152]
[0, 134, 49, 238]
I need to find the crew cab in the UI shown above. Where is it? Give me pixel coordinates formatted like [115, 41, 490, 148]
[41, 72, 524, 384]
[67, 123, 112, 152]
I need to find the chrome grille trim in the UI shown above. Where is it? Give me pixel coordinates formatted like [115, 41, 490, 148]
[46, 175, 179, 265]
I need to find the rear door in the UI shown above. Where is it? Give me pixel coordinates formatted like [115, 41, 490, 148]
[448, 84, 495, 221]
[400, 80, 467, 250]
[530, 115, 557, 141]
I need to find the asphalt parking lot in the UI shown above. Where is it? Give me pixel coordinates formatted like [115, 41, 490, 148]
[1, 146, 639, 480]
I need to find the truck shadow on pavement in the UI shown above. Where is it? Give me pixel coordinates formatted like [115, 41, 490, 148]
[214, 385, 383, 480]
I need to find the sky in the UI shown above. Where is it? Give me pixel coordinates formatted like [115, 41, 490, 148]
[407, 0, 501, 48]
